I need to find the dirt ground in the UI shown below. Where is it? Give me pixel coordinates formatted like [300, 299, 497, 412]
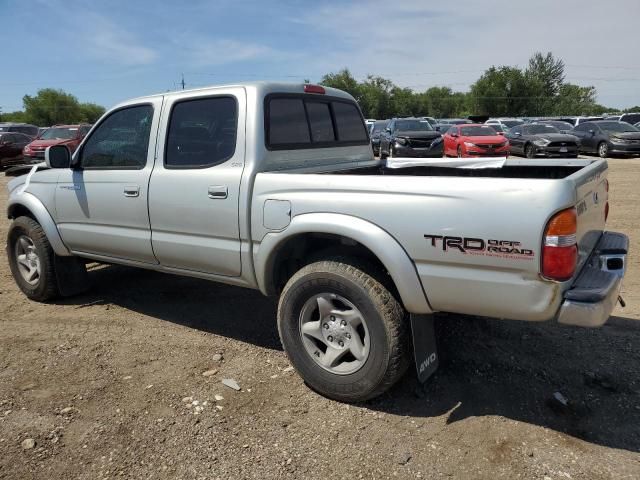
[0, 158, 639, 480]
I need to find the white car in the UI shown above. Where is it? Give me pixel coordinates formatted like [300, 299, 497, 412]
[485, 118, 525, 129]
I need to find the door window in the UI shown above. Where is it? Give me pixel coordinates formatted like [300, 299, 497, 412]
[80, 105, 153, 169]
[165, 96, 238, 168]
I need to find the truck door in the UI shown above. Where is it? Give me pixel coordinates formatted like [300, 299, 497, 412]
[148, 88, 245, 277]
[55, 99, 162, 263]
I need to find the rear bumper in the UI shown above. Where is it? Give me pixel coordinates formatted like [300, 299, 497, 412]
[557, 232, 629, 327]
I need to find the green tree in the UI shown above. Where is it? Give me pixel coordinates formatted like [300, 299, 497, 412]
[23, 88, 82, 126]
[468, 66, 535, 116]
[320, 69, 361, 102]
[78, 102, 105, 123]
[526, 52, 566, 115]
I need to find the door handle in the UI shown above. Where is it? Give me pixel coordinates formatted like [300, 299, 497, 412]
[124, 185, 140, 197]
[208, 185, 228, 199]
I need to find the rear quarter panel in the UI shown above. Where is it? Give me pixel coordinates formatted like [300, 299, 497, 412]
[252, 170, 584, 321]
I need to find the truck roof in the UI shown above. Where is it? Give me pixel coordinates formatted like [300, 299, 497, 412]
[116, 82, 355, 109]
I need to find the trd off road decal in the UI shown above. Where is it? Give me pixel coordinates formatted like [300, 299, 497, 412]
[424, 235, 535, 260]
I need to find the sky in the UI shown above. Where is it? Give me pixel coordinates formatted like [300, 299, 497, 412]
[1, 0, 639, 113]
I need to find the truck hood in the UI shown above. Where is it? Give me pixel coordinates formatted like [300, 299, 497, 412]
[609, 132, 640, 141]
[463, 135, 506, 144]
[28, 138, 75, 148]
[394, 131, 441, 140]
[532, 133, 578, 142]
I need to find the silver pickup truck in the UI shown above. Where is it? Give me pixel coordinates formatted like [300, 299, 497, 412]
[5, 82, 629, 402]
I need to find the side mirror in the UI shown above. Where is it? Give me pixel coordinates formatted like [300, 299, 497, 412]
[45, 145, 71, 169]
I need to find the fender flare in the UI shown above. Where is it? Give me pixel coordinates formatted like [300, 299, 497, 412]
[255, 213, 432, 314]
[7, 192, 71, 256]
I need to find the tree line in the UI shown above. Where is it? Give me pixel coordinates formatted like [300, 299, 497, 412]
[2, 52, 637, 126]
[1, 89, 105, 126]
[321, 52, 639, 119]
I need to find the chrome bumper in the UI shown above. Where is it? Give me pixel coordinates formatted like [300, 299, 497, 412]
[557, 232, 628, 328]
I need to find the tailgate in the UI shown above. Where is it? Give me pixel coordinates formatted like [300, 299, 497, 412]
[567, 159, 609, 272]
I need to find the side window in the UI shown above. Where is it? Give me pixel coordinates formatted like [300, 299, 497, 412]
[268, 98, 310, 146]
[166, 96, 237, 168]
[332, 101, 367, 142]
[306, 101, 335, 142]
[574, 123, 587, 133]
[81, 105, 153, 169]
[511, 126, 522, 135]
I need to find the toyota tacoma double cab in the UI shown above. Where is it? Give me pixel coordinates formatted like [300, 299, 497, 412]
[6, 82, 629, 402]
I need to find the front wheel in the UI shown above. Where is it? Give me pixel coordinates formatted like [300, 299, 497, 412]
[598, 141, 609, 158]
[277, 258, 410, 402]
[525, 144, 536, 159]
[7, 216, 59, 301]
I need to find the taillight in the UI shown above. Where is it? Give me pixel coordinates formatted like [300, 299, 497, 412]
[542, 208, 577, 281]
[304, 84, 325, 94]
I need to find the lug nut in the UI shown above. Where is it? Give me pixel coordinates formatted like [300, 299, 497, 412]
[345, 333, 351, 339]
[323, 323, 329, 329]
[340, 320, 347, 327]
[327, 336, 333, 342]
[338, 341, 344, 347]
[330, 316, 336, 321]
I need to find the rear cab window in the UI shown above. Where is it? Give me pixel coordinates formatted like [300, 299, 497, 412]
[265, 94, 368, 150]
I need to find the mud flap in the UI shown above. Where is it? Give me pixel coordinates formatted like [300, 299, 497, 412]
[54, 255, 90, 296]
[410, 313, 439, 383]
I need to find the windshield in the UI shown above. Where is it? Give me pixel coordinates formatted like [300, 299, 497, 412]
[371, 120, 389, 134]
[542, 121, 572, 130]
[460, 126, 498, 136]
[599, 122, 639, 134]
[40, 127, 78, 140]
[525, 124, 559, 134]
[501, 120, 524, 128]
[395, 120, 433, 132]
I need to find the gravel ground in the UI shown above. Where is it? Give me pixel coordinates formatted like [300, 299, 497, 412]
[0, 158, 639, 479]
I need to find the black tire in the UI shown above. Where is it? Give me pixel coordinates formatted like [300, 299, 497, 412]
[277, 258, 410, 402]
[7, 216, 59, 301]
[380, 142, 388, 160]
[598, 141, 609, 158]
[525, 143, 535, 159]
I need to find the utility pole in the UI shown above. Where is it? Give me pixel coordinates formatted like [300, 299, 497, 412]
[181, 73, 185, 90]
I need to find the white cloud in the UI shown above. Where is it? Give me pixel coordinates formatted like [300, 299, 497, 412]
[70, 12, 158, 66]
[179, 38, 277, 67]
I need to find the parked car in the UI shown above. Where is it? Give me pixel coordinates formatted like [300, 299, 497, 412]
[433, 123, 452, 133]
[437, 118, 472, 125]
[6, 82, 627, 403]
[37, 127, 49, 138]
[368, 120, 389, 156]
[571, 120, 640, 158]
[557, 116, 604, 127]
[605, 113, 640, 125]
[506, 124, 579, 158]
[23, 124, 91, 162]
[443, 124, 510, 158]
[536, 120, 575, 134]
[379, 117, 443, 158]
[488, 124, 509, 134]
[485, 118, 525, 129]
[0, 123, 39, 139]
[0, 132, 33, 168]
[420, 116, 436, 125]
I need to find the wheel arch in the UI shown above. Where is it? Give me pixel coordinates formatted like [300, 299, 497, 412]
[7, 193, 71, 256]
[255, 213, 432, 314]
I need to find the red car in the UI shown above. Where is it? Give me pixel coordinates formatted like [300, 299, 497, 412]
[443, 124, 510, 158]
[23, 124, 91, 162]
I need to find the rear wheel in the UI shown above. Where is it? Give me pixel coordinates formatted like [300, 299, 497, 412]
[598, 141, 609, 158]
[7, 216, 59, 301]
[525, 143, 536, 159]
[277, 258, 410, 402]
